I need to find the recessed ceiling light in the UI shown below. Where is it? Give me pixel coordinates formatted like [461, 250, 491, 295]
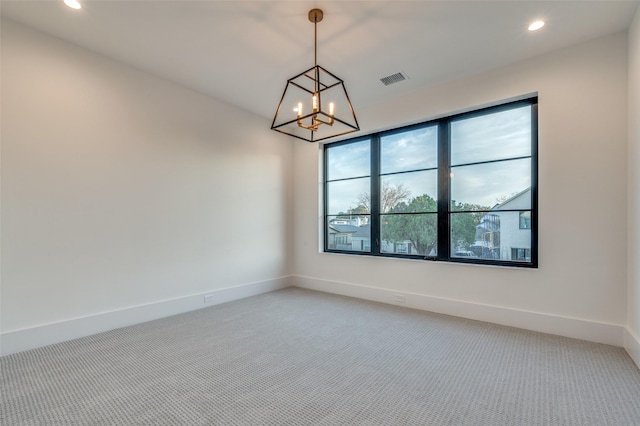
[528, 20, 545, 31]
[64, 0, 81, 10]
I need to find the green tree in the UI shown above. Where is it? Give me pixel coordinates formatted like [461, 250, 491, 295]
[450, 201, 490, 251]
[349, 205, 369, 215]
[382, 194, 437, 256]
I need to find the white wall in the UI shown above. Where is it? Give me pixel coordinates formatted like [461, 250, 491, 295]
[627, 6, 640, 367]
[293, 32, 629, 346]
[1, 20, 293, 354]
[2, 16, 635, 358]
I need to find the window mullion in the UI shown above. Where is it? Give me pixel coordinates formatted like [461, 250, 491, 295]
[437, 120, 450, 260]
[530, 102, 539, 267]
[370, 136, 381, 255]
[323, 146, 329, 252]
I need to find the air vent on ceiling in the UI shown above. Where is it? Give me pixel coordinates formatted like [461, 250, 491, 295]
[380, 72, 407, 86]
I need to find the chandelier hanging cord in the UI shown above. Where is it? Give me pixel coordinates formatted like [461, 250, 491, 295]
[296, 8, 330, 132]
[311, 8, 321, 118]
[309, 8, 322, 67]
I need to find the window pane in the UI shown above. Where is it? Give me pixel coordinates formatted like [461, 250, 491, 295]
[326, 178, 370, 215]
[380, 213, 437, 256]
[451, 106, 531, 166]
[327, 215, 371, 252]
[381, 170, 437, 213]
[450, 158, 531, 210]
[452, 211, 531, 262]
[326, 140, 370, 181]
[450, 212, 485, 257]
[381, 126, 438, 174]
[519, 211, 531, 229]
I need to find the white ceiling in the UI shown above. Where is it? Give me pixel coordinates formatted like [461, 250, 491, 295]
[2, 1, 638, 120]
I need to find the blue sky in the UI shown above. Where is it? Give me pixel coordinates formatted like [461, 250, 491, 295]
[327, 105, 532, 213]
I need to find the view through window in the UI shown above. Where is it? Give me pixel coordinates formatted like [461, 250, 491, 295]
[324, 98, 538, 267]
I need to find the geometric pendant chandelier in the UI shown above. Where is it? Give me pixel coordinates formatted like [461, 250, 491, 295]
[271, 9, 359, 142]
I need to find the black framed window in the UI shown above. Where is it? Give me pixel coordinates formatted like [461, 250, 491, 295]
[323, 97, 538, 268]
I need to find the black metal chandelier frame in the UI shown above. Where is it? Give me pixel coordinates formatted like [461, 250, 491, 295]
[270, 9, 359, 143]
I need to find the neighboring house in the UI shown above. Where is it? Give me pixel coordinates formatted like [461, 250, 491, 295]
[330, 216, 368, 227]
[328, 217, 371, 251]
[327, 224, 360, 250]
[472, 188, 532, 261]
[381, 240, 420, 255]
[329, 219, 417, 254]
[351, 224, 371, 252]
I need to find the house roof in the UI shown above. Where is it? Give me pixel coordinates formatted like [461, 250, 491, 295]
[352, 224, 371, 238]
[492, 187, 531, 210]
[328, 225, 360, 234]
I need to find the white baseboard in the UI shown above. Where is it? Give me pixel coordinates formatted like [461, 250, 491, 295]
[293, 275, 625, 347]
[624, 328, 640, 370]
[0, 276, 292, 356]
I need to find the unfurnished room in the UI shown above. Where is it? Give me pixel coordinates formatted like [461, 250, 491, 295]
[1, 1, 640, 424]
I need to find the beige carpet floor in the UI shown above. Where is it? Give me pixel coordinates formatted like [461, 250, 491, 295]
[2, 288, 639, 425]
